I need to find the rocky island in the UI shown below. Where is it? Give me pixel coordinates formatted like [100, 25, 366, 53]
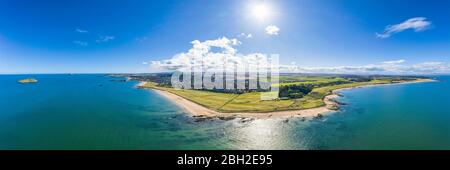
[18, 78, 38, 84]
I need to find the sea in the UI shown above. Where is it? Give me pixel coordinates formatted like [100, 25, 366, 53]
[0, 74, 449, 150]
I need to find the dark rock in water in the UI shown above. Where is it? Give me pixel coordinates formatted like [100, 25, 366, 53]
[301, 117, 306, 121]
[110, 79, 127, 82]
[335, 101, 347, 105]
[194, 117, 209, 122]
[192, 115, 213, 122]
[314, 114, 324, 119]
[282, 119, 289, 123]
[239, 118, 254, 123]
[218, 116, 236, 121]
[335, 93, 344, 97]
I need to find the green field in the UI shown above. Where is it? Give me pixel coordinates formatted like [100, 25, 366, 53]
[140, 76, 430, 113]
[275, 76, 350, 86]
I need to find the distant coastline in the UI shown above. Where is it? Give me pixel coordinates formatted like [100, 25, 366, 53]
[334, 78, 436, 91]
[138, 78, 434, 119]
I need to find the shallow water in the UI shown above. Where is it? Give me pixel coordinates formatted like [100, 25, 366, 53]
[0, 74, 449, 149]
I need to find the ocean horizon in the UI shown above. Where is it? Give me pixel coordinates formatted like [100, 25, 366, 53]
[0, 74, 448, 150]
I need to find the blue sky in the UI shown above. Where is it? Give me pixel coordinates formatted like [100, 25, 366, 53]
[0, 0, 449, 74]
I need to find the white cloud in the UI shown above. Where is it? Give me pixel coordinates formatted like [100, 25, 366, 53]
[239, 33, 253, 38]
[96, 35, 115, 43]
[150, 37, 449, 75]
[74, 30, 116, 45]
[376, 17, 432, 39]
[289, 60, 449, 75]
[382, 59, 405, 65]
[411, 62, 450, 73]
[142, 62, 149, 65]
[73, 40, 88, 46]
[265, 25, 279, 35]
[75, 28, 88, 33]
[151, 37, 275, 72]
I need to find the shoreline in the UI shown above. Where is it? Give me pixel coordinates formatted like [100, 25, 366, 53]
[141, 79, 435, 120]
[333, 79, 437, 94]
[152, 88, 337, 119]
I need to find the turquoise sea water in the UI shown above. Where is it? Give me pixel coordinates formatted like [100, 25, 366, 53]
[0, 74, 449, 150]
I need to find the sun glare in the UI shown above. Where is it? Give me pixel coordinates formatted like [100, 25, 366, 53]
[251, 3, 271, 21]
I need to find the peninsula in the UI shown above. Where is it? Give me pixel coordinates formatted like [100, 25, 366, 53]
[122, 73, 433, 119]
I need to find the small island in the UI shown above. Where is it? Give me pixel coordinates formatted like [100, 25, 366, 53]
[18, 78, 38, 84]
[118, 73, 434, 119]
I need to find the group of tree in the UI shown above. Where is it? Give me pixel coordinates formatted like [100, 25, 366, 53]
[278, 84, 314, 99]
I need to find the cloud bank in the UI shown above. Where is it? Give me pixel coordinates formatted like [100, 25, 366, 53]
[150, 37, 449, 75]
[287, 60, 449, 75]
[376, 17, 432, 38]
[151, 37, 274, 72]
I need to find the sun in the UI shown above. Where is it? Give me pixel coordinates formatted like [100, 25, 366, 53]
[251, 3, 272, 21]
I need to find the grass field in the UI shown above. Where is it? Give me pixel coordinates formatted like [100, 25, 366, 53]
[140, 76, 430, 113]
[275, 76, 350, 86]
[141, 83, 293, 112]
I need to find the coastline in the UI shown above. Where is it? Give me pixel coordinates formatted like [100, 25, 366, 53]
[333, 79, 437, 94]
[151, 88, 337, 119]
[140, 79, 435, 120]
